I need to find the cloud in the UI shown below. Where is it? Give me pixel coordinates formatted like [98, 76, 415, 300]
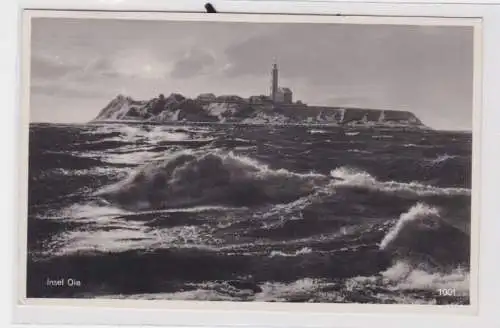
[31, 56, 77, 79]
[30, 55, 121, 98]
[75, 57, 121, 81]
[31, 80, 109, 98]
[170, 48, 216, 79]
[222, 24, 472, 87]
[31, 54, 120, 81]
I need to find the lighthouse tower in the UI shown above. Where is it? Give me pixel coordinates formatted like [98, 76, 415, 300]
[270, 59, 279, 103]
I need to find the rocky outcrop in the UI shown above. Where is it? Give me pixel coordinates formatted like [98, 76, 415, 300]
[92, 93, 428, 129]
[338, 108, 422, 126]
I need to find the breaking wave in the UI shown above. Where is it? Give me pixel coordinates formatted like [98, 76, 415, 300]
[330, 167, 470, 197]
[96, 150, 329, 210]
[381, 261, 469, 294]
[95, 150, 470, 213]
[379, 203, 469, 268]
[429, 153, 458, 165]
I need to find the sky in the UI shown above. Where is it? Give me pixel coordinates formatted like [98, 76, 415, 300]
[29, 17, 474, 130]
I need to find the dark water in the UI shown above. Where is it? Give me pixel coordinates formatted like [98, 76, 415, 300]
[27, 123, 472, 304]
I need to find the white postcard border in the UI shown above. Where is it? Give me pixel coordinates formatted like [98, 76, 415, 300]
[11, 1, 500, 327]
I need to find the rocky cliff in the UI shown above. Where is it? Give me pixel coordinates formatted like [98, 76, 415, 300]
[93, 93, 428, 128]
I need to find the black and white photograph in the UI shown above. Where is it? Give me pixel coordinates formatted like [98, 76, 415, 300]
[24, 11, 479, 306]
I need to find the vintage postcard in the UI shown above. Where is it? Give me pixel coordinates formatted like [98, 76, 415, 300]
[19, 10, 481, 310]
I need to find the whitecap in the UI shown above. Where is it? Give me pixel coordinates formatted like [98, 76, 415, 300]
[379, 203, 440, 250]
[429, 153, 458, 165]
[330, 166, 470, 197]
[268, 247, 313, 257]
[381, 261, 469, 294]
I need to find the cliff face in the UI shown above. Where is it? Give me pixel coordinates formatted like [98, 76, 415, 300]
[93, 93, 428, 128]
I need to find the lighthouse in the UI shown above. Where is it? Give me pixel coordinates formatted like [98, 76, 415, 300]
[268, 59, 293, 105]
[270, 59, 279, 103]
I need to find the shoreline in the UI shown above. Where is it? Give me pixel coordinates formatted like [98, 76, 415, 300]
[30, 120, 435, 132]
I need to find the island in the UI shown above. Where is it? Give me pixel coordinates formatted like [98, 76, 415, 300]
[93, 61, 428, 129]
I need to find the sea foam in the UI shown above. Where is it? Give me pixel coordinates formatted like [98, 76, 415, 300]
[330, 166, 470, 197]
[96, 150, 329, 211]
[379, 203, 470, 268]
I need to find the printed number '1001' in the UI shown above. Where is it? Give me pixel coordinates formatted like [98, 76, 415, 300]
[438, 288, 456, 296]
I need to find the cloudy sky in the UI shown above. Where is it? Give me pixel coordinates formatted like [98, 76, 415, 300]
[30, 17, 474, 130]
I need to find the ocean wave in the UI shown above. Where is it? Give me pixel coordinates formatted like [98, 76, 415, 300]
[95, 150, 329, 211]
[42, 222, 220, 257]
[256, 278, 331, 302]
[309, 129, 328, 135]
[402, 143, 434, 148]
[346, 149, 372, 154]
[372, 135, 393, 139]
[261, 196, 313, 219]
[381, 261, 469, 294]
[149, 129, 190, 143]
[99, 280, 260, 301]
[68, 148, 162, 166]
[99, 273, 464, 303]
[98, 278, 331, 302]
[93, 155, 470, 214]
[379, 203, 470, 268]
[54, 202, 235, 222]
[72, 138, 134, 151]
[81, 125, 119, 135]
[43, 225, 152, 256]
[379, 203, 440, 250]
[85, 124, 213, 144]
[107, 289, 249, 302]
[60, 203, 133, 221]
[39, 167, 130, 179]
[269, 247, 312, 257]
[330, 167, 470, 197]
[345, 264, 469, 304]
[428, 153, 459, 165]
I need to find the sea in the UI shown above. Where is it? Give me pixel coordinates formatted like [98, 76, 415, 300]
[26, 123, 472, 304]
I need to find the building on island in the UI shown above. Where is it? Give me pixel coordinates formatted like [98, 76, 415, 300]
[196, 93, 216, 102]
[194, 60, 295, 107]
[273, 87, 293, 104]
[249, 95, 273, 105]
[216, 95, 245, 103]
